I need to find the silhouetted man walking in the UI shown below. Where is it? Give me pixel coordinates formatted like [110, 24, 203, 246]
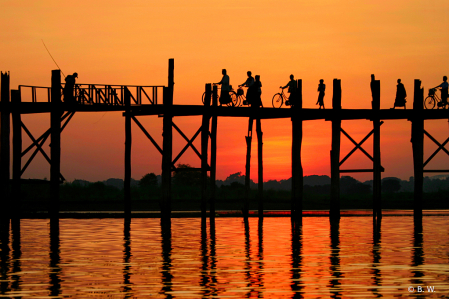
[216, 69, 230, 105]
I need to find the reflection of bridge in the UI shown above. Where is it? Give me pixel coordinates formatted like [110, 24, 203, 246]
[1, 59, 448, 225]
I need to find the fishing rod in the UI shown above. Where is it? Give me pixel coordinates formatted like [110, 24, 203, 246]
[41, 39, 66, 78]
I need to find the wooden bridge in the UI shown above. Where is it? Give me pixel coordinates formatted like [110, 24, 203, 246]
[1, 59, 448, 225]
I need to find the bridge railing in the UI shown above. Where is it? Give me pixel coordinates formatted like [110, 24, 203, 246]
[18, 84, 165, 105]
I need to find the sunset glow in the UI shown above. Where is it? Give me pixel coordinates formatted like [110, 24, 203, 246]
[2, 0, 449, 182]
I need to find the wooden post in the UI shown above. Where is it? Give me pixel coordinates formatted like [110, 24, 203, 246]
[371, 79, 382, 220]
[244, 118, 254, 218]
[161, 60, 174, 220]
[201, 84, 211, 219]
[0, 72, 10, 222]
[291, 79, 303, 224]
[124, 87, 131, 218]
[256, 118, 263, 218]
[11, 90, 21, 219]
[330, 79, 341, 221]
[50, 70, 62, 218]
[411, 79, 424, 223]
[210, 85, 218, 221]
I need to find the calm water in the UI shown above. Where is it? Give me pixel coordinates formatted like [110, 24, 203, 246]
[0, 216, 448, 298]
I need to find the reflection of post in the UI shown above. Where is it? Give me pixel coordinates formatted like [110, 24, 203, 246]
[10, 219, 21, 293]
[0, 220, 10, 295]
[411, 80, 424, 224]
[122, 219, 132, 295]
[244, 119, 254, 218]
[329, 220, 342, 299]
[49, 219, 61, 297]
[200, 218, 209, 296]
[160, 219, 173, 298]
[330, 79, 341, 221]
[12, 90, 22, 220]
[50, 70, 62, 218]
[209, 219, 218, 296]
[124, 88, 132, 218]
[291, 221, 303, 297]
[411, 221, 424, 286]
[291, 79, 303, 224]
[0, 72, 11, 222]
[243, 218, 253, 297]
[210, 86, 218, 221]
[371, 218, 382, 297]
[201, 84, 211, 219]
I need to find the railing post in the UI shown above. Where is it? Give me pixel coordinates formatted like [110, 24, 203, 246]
[50, 70, 62, 219]
[330, 79, 341, 222]
[124, 87, 132, 218]
[411, 79, 424, 224]
[11, 90, 22, 220]
[291, 79, 303, 224]
[201, 84, 211, 219]
[0, 72, 11, 223]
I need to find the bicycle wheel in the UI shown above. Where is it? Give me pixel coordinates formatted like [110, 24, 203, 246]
[424, 96, 435, 109]
[272, 93, 283, 108]
[226, 92, 237, 107]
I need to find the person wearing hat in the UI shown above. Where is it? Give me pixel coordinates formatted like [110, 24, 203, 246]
[63, 72, 78, 104]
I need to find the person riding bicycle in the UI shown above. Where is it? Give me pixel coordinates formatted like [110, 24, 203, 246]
[433, 76, 448, 107]
[280, 74, 296, 106]
[63, 72, 78, 104]
[215, 69, 231, 105]
[239, 71, 254, 105]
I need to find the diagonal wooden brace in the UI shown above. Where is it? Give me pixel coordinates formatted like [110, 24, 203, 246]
[423, 130, 449, 167]
[172, 122, 202, 161]
[172, 126, 203, 166]
[131, 116, 163, 154]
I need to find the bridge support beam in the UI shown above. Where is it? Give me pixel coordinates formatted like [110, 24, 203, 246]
[330, 79, 341, 222]
[291, 79, 303, 224]
[50, 70, 62, 218]
[411, 79, 424, 224]
[244, 118, 253, 219]
[161, 59, 174, 221]
[256, 117, 263, 219]
[11, 90, 21, 219]
[371, 79, 382, 220]
[124, 87, 131, 218]
[201, 84, 211, 219]
[1, 72, 10, 223]
[210, 85, 218, 222]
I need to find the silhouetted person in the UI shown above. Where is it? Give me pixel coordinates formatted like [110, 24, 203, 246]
[253, 75, 262, 107]
[393, 79, 407, 108]
[239, 71, 254, 106]
[316, 79, 325, 109]
[434, 75, 448, 107]
[281, 74, 296, 106]
[63, 72, 78, 104]
[215, 69, 231, 105]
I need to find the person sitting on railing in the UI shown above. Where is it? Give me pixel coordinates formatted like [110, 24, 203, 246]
[215, 69, 231, 105]
[63, 72, 78, 104]
[281, 74, 296, 106]
[434, 76, 448, 107]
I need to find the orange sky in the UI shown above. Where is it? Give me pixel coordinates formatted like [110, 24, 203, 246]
[2, 0, 449, 182]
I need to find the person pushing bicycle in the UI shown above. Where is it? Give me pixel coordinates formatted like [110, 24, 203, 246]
[215, 69, 231, 105]
[239, 71, 254, 105]
[280, 74, 296, 106]
[433, 76, 448, 107]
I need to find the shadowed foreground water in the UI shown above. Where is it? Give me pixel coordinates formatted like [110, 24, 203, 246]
[0, 216, 448, 298]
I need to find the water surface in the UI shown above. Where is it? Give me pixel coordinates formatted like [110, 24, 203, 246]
[0, 216, 448, 298]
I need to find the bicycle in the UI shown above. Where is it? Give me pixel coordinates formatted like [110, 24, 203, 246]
[272, 88, 290, 108]
[424, 88, 448, 109]
[202, 85, 239, 107]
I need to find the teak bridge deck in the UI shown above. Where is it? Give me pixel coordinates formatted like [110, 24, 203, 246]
[1, 59, 448, 225]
